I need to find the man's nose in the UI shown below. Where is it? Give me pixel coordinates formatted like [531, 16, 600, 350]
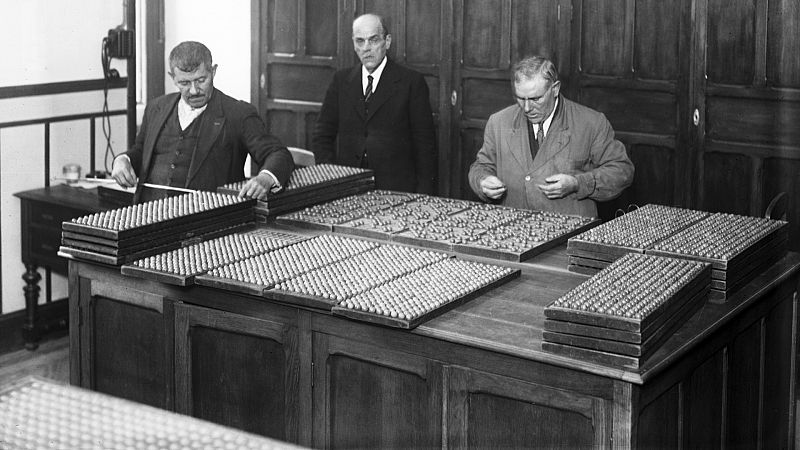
[189, 83, 199, 94]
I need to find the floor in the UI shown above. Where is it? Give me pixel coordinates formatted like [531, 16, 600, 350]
[0, 336, 69, 388]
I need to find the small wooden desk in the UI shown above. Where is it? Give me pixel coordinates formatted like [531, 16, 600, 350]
[13, 184, 122, 350]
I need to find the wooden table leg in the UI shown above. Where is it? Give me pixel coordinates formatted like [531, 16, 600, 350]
[22, 263, 42, 350]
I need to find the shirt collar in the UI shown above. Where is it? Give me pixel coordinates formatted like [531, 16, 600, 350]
[177, 96, 208, 130]
[362, 56, 388, 92]
[538, 95, 559, 136]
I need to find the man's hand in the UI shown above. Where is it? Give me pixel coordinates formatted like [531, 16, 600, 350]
[537, 174, 578, 199]
[111, 155, 137, 188]
[480, 175, 507, 200]
[238, 172, 275, 201]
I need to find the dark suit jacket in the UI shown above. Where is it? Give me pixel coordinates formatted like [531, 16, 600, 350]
[125, 89, 294, 203]
[312, 59, 437, 194]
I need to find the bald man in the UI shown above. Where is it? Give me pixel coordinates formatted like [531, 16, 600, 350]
[312, 13, 437, 194]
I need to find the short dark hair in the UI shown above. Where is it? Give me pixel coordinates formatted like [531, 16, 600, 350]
[511, 56, 559, 86]
[169, 41, 213, 73]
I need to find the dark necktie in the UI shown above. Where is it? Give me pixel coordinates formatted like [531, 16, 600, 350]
[364, 75, 374, 102]
[537, 123, 544, 147]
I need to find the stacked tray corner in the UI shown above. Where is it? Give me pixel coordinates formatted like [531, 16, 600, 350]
[217, 164, 375, 218]
[543, 252, 712, 370]
[60, 191, 256, 266]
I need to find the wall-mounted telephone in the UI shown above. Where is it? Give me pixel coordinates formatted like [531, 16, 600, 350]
[105, 27, 134, 59]
[102, 27, 133, 80]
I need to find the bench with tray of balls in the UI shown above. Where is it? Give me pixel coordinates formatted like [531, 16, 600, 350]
[453, 208, 600, 262]
[331, 257, 520, 329]
[193, 232, 520, 327]
[335, 193, 467, 242]
[194, 234, 380, 308]
[542, 253, 711, 370]
[645, 212, 789, 303]
[566, 204, 710, 275]
[59, 192, 256, 266]
[216, 164, 375, 219]
[276, 190, 422, 232]
[120, 229, 310, 286]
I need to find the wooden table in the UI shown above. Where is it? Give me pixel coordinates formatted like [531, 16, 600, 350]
[66, 226, 800, 449]
[13, 184, 121, 349]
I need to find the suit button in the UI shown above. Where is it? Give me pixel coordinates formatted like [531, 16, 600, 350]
[525, 175, 531, 181]
[170, 164, 176, 169]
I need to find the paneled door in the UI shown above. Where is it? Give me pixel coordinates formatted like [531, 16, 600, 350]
[567, 0, 693, 219]
[448, 0, 573, 200]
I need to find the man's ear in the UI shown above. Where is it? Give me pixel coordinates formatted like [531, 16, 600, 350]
[385, 34, 392, 50]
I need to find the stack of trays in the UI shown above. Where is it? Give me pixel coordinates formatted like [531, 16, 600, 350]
[280, 191, 599, 262]
[59, 192, 256, 265]
[647, 212, 788, 302]
[194, 233, 519, 328]
[217, 164, 374, 219]
[566, 204, 708, 274]
[543, 253, 711, 370]
[120, 229, 309, 286]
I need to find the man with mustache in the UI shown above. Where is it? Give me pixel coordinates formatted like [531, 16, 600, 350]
[312, 13, 437, 194]
[469, 56, 634, 218]
[112, 41, 294, 203]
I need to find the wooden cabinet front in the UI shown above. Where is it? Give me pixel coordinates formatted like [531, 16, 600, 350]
[71, 263, 173, 410]
[446, 366, 608, 448]
[312, 333, 442, 449]
[173, 303, 301, 442]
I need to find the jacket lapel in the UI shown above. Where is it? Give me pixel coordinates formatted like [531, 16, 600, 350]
[506, 108, 531, 168]
[347, 66, 367, 121]
[365, 59, 399, 122]
[533, 96, 571, 171]
[141, 94, 179, 180]
[187, 90, 226, 185]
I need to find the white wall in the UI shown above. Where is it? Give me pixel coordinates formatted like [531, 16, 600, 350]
[163, 1, 251, 103]
[0, 0, 130, 313]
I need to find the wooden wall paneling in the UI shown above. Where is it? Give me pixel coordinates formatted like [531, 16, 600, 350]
[257, 0, 353, 151]
[312, 333, 442, 449]
[174, 304, 301, 443]
[763, 156, 800, 248]
[700, 0, 800, 241]
[706, 0, 756, 86]
[702, 149, 754, 216]
[767, 0, 800, 87]
[573, 0, 688, 219]
[451, 0, 570, 200]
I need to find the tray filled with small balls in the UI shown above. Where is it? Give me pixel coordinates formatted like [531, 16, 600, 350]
[268, 244, 450, 309]
[59, 192, 256, 265]
[542, 252, 711, 370]
[566, 204, 710, 274]
[645, 212, 788, 302]
[275, 190, 417, 231]
[331, 257, 520, 329]
[454, 210, 599, 262]
[217, 164, 375, 218]
[195, 234, 379, 305]
[120, 229, 310, 286]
